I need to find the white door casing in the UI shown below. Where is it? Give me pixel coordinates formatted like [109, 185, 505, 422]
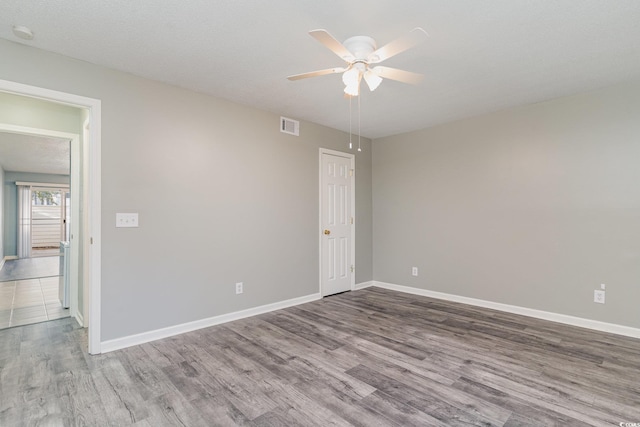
[320, 149, 355, 296]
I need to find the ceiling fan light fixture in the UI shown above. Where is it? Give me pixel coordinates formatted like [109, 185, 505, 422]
[343, 66, 362, 96]
[342, 67, 360, 87]
[363, 70, 382, 91]
[344, 82, 360, 97]
[290, 27, 427, 98]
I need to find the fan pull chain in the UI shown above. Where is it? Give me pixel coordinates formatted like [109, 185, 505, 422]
[358, 94, 362, 152]
[349, 95, 353, 149]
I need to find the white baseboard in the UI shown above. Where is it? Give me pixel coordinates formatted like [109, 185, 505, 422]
[100, 280, 640, 354]
[370, 281, 640, 339]
[101, 292, 322, 353]
[354, 280, 374, 290]
[75, 310, 85, 328]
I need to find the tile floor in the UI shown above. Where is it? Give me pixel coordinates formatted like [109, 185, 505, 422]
[0, 276, 69, 330]
[0, 256, 61, 282]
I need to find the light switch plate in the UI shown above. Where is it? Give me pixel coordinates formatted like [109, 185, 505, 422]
[116, 213, 139, 228]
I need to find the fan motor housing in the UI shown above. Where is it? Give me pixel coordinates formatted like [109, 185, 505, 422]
[343, 36, 377, 60]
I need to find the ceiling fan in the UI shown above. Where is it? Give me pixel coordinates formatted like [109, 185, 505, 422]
[287, 27, 428, 96]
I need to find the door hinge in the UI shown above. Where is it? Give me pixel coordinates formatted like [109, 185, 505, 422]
[350, 217, 354, 225]
[349, 169, 354, 177]
[90, 237, 94, 244]
[350, 265, 354, 273]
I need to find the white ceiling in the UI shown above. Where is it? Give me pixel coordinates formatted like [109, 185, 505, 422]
[1, 1, 640, 139]
[0, 132, 70, 175]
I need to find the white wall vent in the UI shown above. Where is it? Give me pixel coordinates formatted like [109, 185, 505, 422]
[280, 117, 299, 136]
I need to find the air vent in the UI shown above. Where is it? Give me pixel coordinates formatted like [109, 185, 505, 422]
[280, 116, 299, 136]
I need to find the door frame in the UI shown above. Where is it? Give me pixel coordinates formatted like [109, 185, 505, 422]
[318, 148, 355, 296]
[0, 78, 102, 354]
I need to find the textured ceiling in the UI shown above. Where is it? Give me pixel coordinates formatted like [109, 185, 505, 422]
[0, 132, 70, 175]
[1, 1, 640, 138]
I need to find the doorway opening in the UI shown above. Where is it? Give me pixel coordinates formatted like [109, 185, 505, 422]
[31, 186, 70, 257]
[0, 78, 101, 353]
[1, 133, 73, 330]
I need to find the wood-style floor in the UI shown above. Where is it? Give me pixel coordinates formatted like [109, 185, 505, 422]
[1, 287, 639, 426]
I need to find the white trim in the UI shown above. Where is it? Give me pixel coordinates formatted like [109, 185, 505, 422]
[81, 118, 91, 329]
[75, 310, 85, 328]
[88, 100, 102, 355]
[101, 292, 322, 353]
[354, 281, 374, 290]
[69, 132, 81, 322]
[16, 182, 70, 188]
[370, 281, 640, 339]
[0, 78, 102, 354]
[319, 148, 356, 296]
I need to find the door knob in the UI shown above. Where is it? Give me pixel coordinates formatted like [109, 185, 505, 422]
[323, 229, 331, 235]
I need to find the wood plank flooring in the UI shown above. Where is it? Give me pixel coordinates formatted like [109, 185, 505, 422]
[1, 287, 639, 426]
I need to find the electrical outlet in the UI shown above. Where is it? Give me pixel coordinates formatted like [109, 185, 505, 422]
[412, 267, 418, 276]
[594, 289, 605, 304]
[235, 282, 243, 295]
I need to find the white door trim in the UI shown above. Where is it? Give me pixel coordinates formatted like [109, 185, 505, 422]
[319, 148, 355, 296]
[0, 78, 102, 354]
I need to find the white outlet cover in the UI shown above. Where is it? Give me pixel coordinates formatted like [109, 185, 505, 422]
[594, 290, 605, 304]
[116, 213, 139, 228]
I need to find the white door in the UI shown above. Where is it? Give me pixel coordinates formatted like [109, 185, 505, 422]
[320, 150, 354, 296]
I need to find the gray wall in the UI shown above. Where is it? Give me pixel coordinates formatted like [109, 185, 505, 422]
[2, 172, 70, 256]
[373, 80, 640, 329]
[0, 39, 373, 341]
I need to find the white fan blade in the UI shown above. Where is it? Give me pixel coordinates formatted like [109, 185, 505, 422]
[287, 67, 347, 81]
[368, 27, 428, 64]
[371, 66, 424, 85]
[309, 29, 355, 62]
